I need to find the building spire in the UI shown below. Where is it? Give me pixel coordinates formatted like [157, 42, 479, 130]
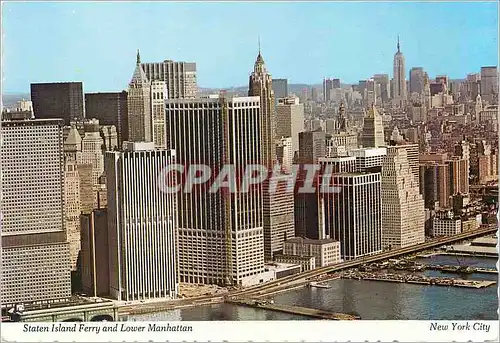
[136, 49, 141, 65]
[254, 36, 265, 72]
[397, 35, 400, 53]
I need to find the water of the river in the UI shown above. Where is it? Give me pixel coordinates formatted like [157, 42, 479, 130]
[130, 255, 498, 321]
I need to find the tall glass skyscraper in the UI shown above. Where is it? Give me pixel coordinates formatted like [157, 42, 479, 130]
[165, 96, 264, 286]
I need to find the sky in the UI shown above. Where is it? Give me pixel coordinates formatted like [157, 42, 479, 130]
[2, 1, 498, 93]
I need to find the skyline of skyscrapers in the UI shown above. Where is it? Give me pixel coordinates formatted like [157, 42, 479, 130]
[2, 32, 497, 312]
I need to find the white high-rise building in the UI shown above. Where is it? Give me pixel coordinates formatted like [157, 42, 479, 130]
[276, 96, 305, 153]
[393, 37, 407, 106]
[105, 142, 178, 301]
[475, 94, 483, 123]
[276, 137, 294, 173]
[348, 147, 387, 172]
[166, 96, 264, 286]
[16, 99, 33, 114]
[381, 146, 425, 249]
[1, 118, 71, 305]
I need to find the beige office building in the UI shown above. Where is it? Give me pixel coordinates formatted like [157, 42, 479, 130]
[263, 174, 295, 261]
[276, 137, 294, 173]
[141, 59, 197, 99]
[432, 212, 462, 237]
[1, 119, 71, 305]
[63, 125, 83, 270]
[283, 237, 341, 267]
[361, 104, 385, 148]
[64, 160, 81, 270]
[276, 96, 304, 153]
[78, 119, 104, 193]
[381, 146, 425, 249]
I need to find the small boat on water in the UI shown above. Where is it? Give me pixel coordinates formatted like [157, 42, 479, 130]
[309, 282, 331, 289]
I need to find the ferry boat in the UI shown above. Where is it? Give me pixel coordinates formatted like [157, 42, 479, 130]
[309, 282, 331, 289]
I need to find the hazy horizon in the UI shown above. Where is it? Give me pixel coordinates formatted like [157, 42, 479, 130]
[2, 1, 498, 93]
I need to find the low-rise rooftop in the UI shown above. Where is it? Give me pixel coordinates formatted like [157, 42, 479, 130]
[285, 237, 339, 245]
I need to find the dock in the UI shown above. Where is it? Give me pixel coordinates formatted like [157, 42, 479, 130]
[342, 272, 496, 289]
[226, 298, 359, 320]
[424, 264, 497, 274]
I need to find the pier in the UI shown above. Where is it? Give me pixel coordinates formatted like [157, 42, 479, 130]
[341, 271, 496, 289]
[424, 264, 497, 274]
[226, 298, 359, 320]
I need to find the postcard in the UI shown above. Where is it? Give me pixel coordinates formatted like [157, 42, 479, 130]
[1, 1, 498, 342]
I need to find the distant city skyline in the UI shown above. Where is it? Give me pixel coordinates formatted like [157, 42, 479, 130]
[2, 1, 498, 93]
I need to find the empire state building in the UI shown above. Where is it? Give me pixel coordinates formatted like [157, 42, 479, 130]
[393, 36, 407, 106]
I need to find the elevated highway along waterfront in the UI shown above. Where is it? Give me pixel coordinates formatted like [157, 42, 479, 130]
[120, 226, 497, 316]
[230, 226, 498, 298]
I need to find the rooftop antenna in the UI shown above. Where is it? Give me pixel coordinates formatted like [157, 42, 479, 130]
[397, 35, 400, 53]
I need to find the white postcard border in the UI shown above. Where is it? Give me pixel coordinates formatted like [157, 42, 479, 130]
[1, 320, 498, 342]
